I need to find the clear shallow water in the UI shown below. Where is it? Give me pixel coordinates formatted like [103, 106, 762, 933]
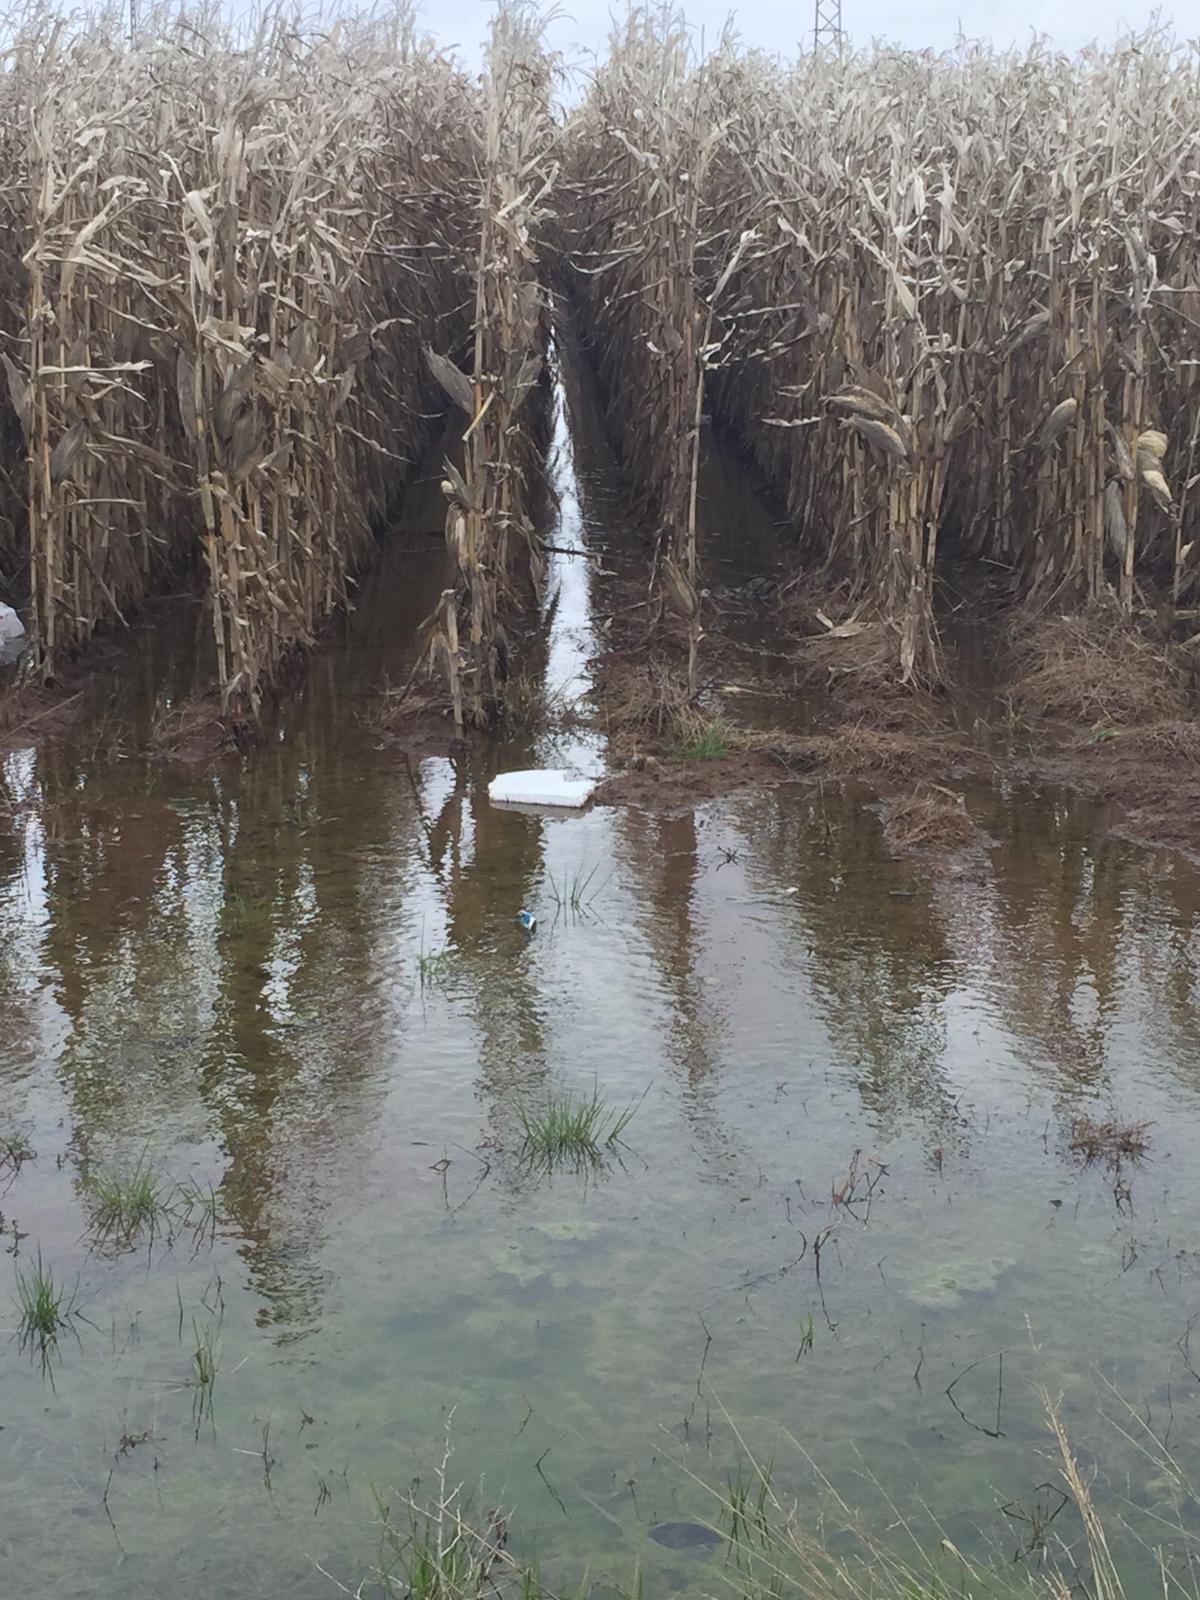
[3, 362, 1200, 1598]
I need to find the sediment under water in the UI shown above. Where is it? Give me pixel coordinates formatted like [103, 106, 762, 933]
[1, 348, 1200, 1599]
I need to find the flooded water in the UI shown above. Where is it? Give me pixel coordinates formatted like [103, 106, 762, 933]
[4, 345, 1200, 1600]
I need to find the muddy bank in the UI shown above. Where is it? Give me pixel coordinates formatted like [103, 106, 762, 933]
[1002, 606, 1200, 858]
[0, 675, 89, 753]
[583, 558, 1200, 862]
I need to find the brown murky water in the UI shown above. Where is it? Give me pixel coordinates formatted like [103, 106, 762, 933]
[3, 347, 1200, 1599]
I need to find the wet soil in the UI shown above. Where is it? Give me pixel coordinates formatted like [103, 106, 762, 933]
[587, 567, 1200, 862]
[592, 748, 786, 811]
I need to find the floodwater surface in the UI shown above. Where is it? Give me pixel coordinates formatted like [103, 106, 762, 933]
[3, 356, 1200, 1599]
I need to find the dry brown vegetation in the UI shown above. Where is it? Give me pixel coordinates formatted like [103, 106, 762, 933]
[1007, 606, 1192, 725]
[3, 5, 1200, 749]
[0, 1, 559, 729]
[1069, 1113, 1151, 1167]
[0, 6, 485, 716]
[564, 15, 1200, 688]
[751, 726, 970, 785]
[413, 6, 557, 730]
[880, 785, 978, 855]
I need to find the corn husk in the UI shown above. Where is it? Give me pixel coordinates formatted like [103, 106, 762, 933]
[1104, 478, 1130, 563]
[1141, 468, 1175, 515]
[826, 386, 897, 425]
[1136, 429, 1169, 471]
[847, 415, 911, 464]
[1038, 399, 1078, 450]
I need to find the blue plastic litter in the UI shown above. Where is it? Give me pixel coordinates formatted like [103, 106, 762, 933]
[517, 909, 537, 933]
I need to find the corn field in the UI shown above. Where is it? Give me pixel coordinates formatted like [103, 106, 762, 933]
[0, 3, 476, 714]
[2, 4, 1199, 714]
[565, 13, 1200, 683]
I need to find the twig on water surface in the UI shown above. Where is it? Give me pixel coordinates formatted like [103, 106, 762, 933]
[512, 1396, 534, 1441]
[101, 1468, 126, 1555]
[534, 1438, 567, 1516]
[829, 1149, 887, 1219]
[913, 1322, 926, 1389]
[945, 1351, 1007, 1439]
[683, 1314, 714, 1444]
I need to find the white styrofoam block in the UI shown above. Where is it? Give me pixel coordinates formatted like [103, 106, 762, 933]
[0, 602, 24, 663]
[488, 769, 595, 809]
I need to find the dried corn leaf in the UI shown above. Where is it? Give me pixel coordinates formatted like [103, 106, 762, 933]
[662, 555, 699, 619]
[1106, 422, 1135, 482]
[2, 354, 31, 442]
[1006, 309, 1050, 355]
[175, 352, 200, 444]
[944, 403, 976, 444]
[425, 348, 475, 415]
[49, 420, 87, 486]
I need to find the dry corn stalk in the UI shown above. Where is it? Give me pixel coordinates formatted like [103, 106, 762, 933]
[0, 5, 475, 712]
[420, 2, 557, 731]
[559, 25, 1200, 681]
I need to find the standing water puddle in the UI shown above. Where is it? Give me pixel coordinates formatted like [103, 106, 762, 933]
[2, 350, 1200, 1599]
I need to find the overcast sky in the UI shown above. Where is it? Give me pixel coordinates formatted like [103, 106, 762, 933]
[413, 0, 1177, 67]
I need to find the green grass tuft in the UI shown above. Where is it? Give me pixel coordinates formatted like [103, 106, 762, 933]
[674, 716, 732, 761]
[518, 1086, 638, 1168]
[726, 1458, 774, 1553]
[15, 1249, 79, 1357]
[88, 1153, 168, 1247]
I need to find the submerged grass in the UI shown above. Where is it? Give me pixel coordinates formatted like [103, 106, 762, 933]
[364, 1390, 1183, 1600]
[726, 1458, 774, 1553]
[547, 863, 607, 911]
[418, 946, 459, 989]
[0, 1129, 35, 1169]
[370, 1423, 580, 1600]
[174, 1177, 221, 1245]
[669, 1388, 1200, 1600]
[190, 1316, 220, 1437]
[1070, 1114, 1151, 1167]
[518, 1086, 638, 1167]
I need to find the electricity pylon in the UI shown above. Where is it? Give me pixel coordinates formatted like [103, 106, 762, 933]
[814, 0, 843, 53]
